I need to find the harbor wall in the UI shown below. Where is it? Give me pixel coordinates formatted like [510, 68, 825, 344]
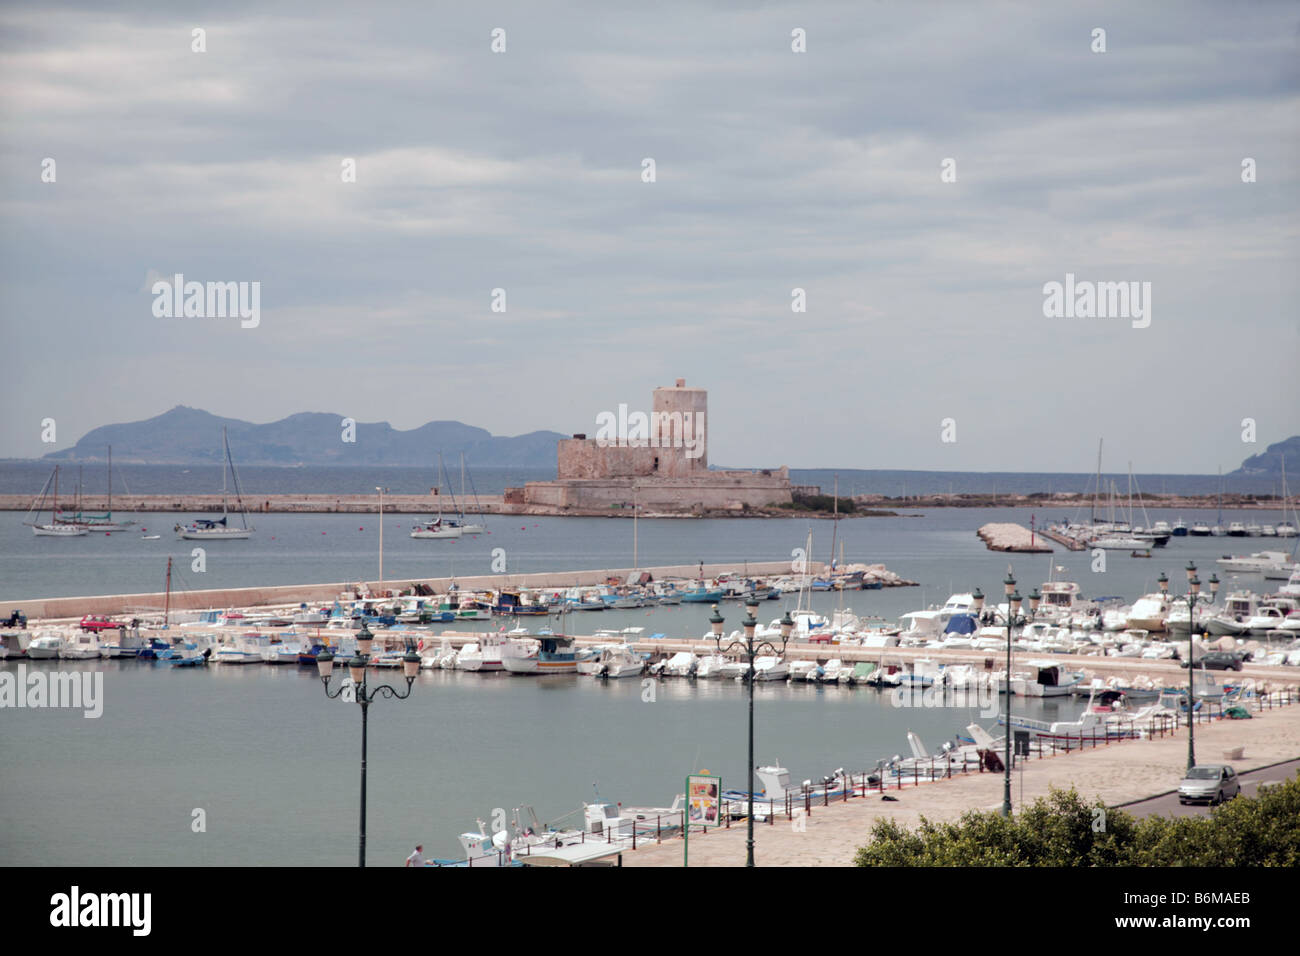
[0, 560, 817, 620]
[517, 469, 794, 512]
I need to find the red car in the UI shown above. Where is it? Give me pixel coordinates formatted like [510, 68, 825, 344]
[79, 615, 122, 632]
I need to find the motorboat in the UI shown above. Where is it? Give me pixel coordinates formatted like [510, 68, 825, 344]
[213, 634, 268, 664]
[590, 644, 645, 678]
[26, 630, 66, 659]
[651, 651, 697, 677]
[694, 653, 729, 679]
[1189, 521, 1212, 536]
[262, 640, 301, 664]
[1125, 595, 1169, 632]
[1226, 522, 1247, 537]
[1090, 534, 1149, 550]
[1243, 606, 1289, 634]
[1010, 660, 1086, 697]
[1216, 551, 1294, 574]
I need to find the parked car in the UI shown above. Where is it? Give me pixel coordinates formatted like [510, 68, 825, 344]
[79, 615, 122, 633]
[1179, 651, 1244, 671]
[1178, 764, 1241, 805]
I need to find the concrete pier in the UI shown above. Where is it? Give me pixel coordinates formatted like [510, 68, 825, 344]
[0, 560, 821, 619]
[977, 522, 1053, 553]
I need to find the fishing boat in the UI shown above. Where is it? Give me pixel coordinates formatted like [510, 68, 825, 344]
[501, 634, 578, 675]
[60, 631, 102, 660]
[24, 466, 89, 536]
[175, 428, 254, 540]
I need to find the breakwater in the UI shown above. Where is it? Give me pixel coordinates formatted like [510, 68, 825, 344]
[0, 560, 821, 620]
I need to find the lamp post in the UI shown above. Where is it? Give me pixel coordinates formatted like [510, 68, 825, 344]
[973, 572, 1026, 817]
[1163, 562, 1220, 772]
[375, 486, 387, 594]
[316, 621, 420, 867]
[710, 601, 792, 867]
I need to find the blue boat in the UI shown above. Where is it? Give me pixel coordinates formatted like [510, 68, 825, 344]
[680, 587, 725, 603]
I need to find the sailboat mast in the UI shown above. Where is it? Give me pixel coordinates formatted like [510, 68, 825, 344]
[829, 474, 839, 570]
[633, 484, 638, 571]
[107, 445, 112, 515]
[1127, 463, 1133, 528]
[1093, 439, 1102, 525]
[164, 557, 172, 626]
[1217, 466, 1222, 527]
[220, 427, 229, 519]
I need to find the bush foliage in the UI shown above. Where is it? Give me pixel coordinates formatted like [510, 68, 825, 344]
[854, 774, 1300, 867]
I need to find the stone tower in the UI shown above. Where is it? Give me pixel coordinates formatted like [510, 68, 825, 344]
[651, 378, 707, 476]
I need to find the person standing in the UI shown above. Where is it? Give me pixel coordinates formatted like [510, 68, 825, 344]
[404, 844, 424, 867]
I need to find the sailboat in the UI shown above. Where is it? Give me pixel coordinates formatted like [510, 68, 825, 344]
[1090, 481, 1146, 549]
[412, 451, 463, 539]
[25, 465, 89, 536]
[458, 453, 486, 535]
[174, 428, 254, 540]
[53, 445, 137, 532]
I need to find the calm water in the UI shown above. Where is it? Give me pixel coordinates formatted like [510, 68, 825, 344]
[1, 460, 1288, 498]
[2, 483, 1294, 865]
[2, 506, 1294, 611]
[0, 659, 1070, 866]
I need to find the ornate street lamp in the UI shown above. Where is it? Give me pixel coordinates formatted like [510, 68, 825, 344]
[711, 601, 790, 867]
[1179, 565, 1222, 773]
[316, 620, 420, 866]
[975, 573, 1026, 816]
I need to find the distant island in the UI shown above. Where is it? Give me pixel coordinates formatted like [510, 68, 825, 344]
[1229, 436, 1300, 477]
[41, 405, 567, 468]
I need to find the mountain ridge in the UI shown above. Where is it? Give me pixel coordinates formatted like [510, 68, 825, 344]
[42, 406, 566, 468]
[1229, 436, 1300, 478]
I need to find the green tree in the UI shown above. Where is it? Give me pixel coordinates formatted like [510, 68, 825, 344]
[854, 775, 1300, 867]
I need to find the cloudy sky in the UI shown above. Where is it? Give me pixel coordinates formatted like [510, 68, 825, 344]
[2, 0, 1297, 472]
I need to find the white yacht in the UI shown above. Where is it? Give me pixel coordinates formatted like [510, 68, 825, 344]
[1216, 551, 1293, 574]
[175, 428, 254, 540]
[1189, 520, 1212, 536]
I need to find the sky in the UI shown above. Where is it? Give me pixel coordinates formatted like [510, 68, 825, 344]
[1, 0, 1297, 473]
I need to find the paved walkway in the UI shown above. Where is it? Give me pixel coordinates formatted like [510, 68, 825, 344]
[622, 702, 1300, 867]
